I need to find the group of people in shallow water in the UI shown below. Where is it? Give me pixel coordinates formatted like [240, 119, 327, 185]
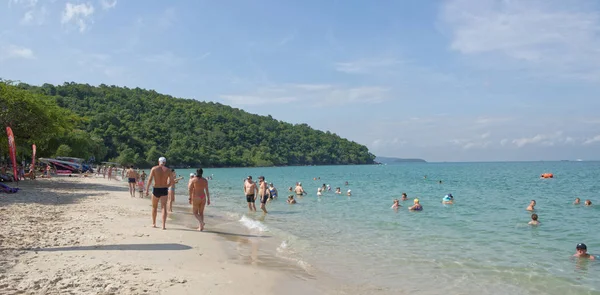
[137, 165, 596, 260]
[388, 189, 595, 259]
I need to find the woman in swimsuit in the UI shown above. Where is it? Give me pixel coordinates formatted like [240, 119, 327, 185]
[189, 168, 210, 231]
[268, 183, 278, 200]
[409, 199, 423, 211]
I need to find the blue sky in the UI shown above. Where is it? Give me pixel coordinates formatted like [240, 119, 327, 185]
[2, 0, 600, 162]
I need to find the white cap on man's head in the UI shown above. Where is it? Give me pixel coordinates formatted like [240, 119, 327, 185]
[158, 157, 166, 164]
[190, 173, 196, 177]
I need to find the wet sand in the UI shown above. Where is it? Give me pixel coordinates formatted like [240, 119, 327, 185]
[0, 176, 324, 295]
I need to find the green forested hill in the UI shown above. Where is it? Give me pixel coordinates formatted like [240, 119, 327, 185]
[14, 82, 375, 167]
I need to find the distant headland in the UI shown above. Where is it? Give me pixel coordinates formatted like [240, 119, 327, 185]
[374, 156, 427, 164]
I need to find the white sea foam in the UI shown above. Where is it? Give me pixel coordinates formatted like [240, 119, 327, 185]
[238, 215, 269, 232]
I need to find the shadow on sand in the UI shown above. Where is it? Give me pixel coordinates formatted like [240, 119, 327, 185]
[30, 243, 192, 252]
[0, 177, 130, 206]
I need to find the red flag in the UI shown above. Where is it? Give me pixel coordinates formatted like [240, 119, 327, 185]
[32, 144, 36, 168]
[6, 127, 18, 182]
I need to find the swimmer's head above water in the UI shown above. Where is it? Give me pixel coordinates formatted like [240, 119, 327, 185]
[574, 243, 595, 260]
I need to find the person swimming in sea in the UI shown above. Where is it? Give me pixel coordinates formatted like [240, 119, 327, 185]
[287, 195, 297, 204]
[584, 199, 592, 206]
[528, 213, 540, 225]
[335, 187, 341, 194]
[574, 198, 581, 205]
[442, 193, 454, 204]
[573, 243, 595, 260]
[401, 193, 408, 201]
[526, 200, 536, 211]
[391, 199, 401, 209]
[317, 187, 323, 196]
[347, 189, 352, 196]
[409, 198, 423, 211]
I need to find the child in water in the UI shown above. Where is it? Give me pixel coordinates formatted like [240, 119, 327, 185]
[391, 199, 401, 209]
[335, 187, 341, 194]
[409, 199, 423, 211]
[287, 195, 296, 204]
[574, 198, 581, 205]
[401, 193, 408, 201]
[585, 200, 592, 206]
[528, 213, 540, 225]
[526, 200, 536, 211]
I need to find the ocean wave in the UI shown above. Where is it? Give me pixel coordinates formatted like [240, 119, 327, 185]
[238, 215, 269, 232]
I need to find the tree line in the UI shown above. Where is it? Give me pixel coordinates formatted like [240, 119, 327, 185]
[1, 80, 376, 167]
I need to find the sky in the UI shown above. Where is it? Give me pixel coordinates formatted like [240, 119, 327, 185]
[2, 0, 600, 162]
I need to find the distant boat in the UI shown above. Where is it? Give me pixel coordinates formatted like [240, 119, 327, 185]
[39, 157, 93, 173]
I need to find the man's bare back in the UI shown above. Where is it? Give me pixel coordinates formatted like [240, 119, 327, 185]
[145, 157, 173, 229]
[126, 168, 137, 178]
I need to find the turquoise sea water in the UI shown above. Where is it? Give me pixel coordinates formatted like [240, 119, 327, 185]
[169, 162, 600, 294]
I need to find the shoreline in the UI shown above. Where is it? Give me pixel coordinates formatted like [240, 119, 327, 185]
[0, 177, 326, 294]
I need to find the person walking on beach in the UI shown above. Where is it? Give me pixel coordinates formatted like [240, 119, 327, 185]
[145, 157, 173, 230]
[258, 176, 268, 214]
[244, 176, 258, 212]
[126, 165, 138, 197]
[189, 168, 210, 231]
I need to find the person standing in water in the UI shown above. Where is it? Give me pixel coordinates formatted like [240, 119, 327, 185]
[258, 176, 268, 214]
[189, 168, 210, 231]
[294, 182, 306, 196]
[145, 157, 173, 230]
[244, 176, 258, 212]
[268, 183, 278, 200]
[126, 165, 138, 197]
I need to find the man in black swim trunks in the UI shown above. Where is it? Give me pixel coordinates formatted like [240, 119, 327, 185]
[244, 176, 258, 212]
[125, 165, 138, 198]
[258, 176, 268, 214]
[145, 157, 173, 230]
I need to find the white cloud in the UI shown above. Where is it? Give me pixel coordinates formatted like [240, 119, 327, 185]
[197, 52, 211, 60]
[0, 45, 35, 61]
[8, 0, 37, 8]
[288, 84, 333, 91]
[583, 135, 600, 145]
[61, 2, 95, 32]
[100, 0, 116, 10]
[512, 131, 566, 147]
[219, 95, 297, 106]
[481, 132, 491, 139]
[277, 33, 295, 46]
[335, 58, 403, 74]
[372, 138, 406, 148]
[441, 0, 600, 80]
[220, 83, 389, 108]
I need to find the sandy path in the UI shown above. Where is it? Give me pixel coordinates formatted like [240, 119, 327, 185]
[0, 177, 319, 295]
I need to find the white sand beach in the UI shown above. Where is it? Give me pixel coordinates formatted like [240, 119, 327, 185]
[0, 177, 330, 295]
